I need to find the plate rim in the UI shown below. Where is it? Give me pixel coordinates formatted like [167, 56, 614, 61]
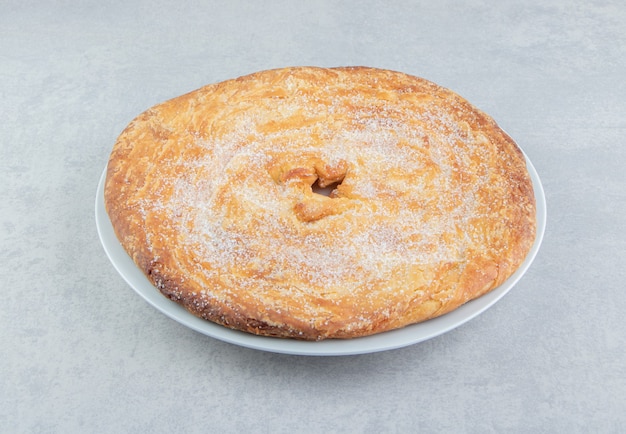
[95, 152, 546, 356]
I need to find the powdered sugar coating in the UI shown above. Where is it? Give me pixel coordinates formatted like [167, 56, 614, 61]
[105, 67, 536, 340]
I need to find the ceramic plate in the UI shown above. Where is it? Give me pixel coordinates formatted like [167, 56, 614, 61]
[96, 152, 546, 356]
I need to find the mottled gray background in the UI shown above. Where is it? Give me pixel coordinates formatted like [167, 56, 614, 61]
[2, 1, 625, 432]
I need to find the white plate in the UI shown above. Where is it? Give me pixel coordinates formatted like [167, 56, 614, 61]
[95, 153, 546, 356]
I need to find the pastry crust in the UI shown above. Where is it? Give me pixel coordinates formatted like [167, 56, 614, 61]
[105, 66, 536, 340]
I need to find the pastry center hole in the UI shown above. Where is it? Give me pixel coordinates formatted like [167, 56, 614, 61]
[311, 178, 342, 197]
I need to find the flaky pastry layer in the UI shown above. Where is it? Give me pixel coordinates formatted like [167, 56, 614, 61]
[105, 66, 536, 340]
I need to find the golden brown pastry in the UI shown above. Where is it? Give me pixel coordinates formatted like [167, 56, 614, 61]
[105, 66, 536, 340]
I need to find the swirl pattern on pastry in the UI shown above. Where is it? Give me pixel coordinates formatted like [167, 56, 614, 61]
[105, 66, 536, 340]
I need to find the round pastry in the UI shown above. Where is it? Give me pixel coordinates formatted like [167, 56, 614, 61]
[104, 66, 536, 340]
